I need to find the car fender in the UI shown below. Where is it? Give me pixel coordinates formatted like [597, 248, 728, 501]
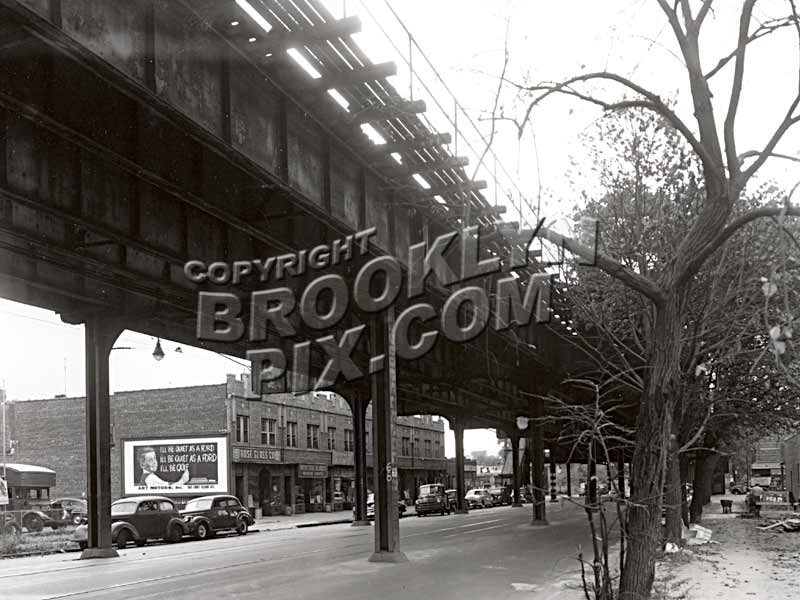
[168, 517, 189, 535]
[186, 515, 211, 532]
[111, 521, 140, 541]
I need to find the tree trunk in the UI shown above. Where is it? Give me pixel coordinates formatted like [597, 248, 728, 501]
[679, 454, 690, 527]
[665, 435, 682, 545]
[619, 298, 682, 600]
[690, 450, 719, 522]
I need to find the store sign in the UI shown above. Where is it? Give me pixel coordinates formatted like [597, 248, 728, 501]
[233, 447, 281, 463]
[298, 464, 328, 478]
[122, 435, 229, 496]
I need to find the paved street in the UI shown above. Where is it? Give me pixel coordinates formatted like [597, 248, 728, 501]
[2, 501, 609, 600]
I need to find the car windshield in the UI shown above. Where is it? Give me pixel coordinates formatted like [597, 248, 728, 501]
[184, 498, 213, 511]
[420, 485, 441, 496]
[111, 501, 137, 516]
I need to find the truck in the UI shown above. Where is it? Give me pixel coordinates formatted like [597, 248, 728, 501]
[2, 463, 74, 535]
[414, 483, 452, 516]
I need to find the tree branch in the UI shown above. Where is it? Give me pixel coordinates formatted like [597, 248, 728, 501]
[538, 225, 667, 305]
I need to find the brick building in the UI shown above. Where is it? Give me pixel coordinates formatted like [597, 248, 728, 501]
[6, 375, 447, 515]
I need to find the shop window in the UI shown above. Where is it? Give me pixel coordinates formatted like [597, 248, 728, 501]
[425, 439, 432, 457]
[328, 427, 336, 450]
[261, 418, 276, 445]
[307, 424, 320, 449]
[236, 415, 249, 443]
[402, 437, 410, 456]
[344, 429, 354, 452]
[287, 422, 298, 447]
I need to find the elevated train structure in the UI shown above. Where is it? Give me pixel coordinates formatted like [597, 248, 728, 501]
[0, 0, 620, 561]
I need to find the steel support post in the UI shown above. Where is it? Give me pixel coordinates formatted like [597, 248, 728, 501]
[566, 462, 572, 497]
[511, 434, 522, 507]
[368, 310, 406, 563]
[348, 388, 371, 526]
[529, 397, 547, 525]
[80, 315, 122, 559]
[453, 417, 468, 514]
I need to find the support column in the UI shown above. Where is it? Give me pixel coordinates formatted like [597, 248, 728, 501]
[80, 315, 122, 559]
[346, 388, 371, 527]
[529, 397, 547, 525]
[511, 434, 522, 507]
[452, 416, 468, 514]
[566, 462, 572, 497]
[368, 310, 407, 563]
[549, 452, 558, 502]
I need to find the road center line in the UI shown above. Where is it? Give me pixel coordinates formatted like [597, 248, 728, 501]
[443, 524, 507, 538]
[404, 519, 502, 537]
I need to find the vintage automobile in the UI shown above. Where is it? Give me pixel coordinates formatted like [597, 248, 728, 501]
[352, 493, 407, 519]
[1, 463, 71, 532]
[73, 495, 188, 550]
[465, 489, 494, 509]
[487, 487, 512, 506]
[415, 483, 452, 516]
[180, 494, 254, 539]
[50, 497, 88, 526]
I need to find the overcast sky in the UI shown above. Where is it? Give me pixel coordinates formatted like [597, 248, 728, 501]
[2, 1, 799, 458]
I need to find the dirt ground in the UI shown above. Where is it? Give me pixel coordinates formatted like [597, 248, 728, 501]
[654, 512, 800, 599]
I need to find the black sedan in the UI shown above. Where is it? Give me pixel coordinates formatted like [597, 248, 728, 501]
[181, 495, 254, 539]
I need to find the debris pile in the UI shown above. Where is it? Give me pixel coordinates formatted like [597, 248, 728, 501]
[757, 518, 800, 533]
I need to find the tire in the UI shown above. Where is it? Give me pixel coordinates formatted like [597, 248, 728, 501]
[235, 518, 248, 535]
[195, 522, 211, 540]
[416, 512, 422, 517]
[116, 529, 130, 549]
[78, 541, 87, 551]
[72, 514, 83, 526]
[167, 524, 183, 543]
[24, 514, 44, 533]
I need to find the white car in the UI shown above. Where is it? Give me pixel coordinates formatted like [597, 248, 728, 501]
[465, 489, 493, 509]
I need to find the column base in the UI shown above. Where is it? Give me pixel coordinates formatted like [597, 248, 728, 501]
[80, 547, 119, 559]
[455, 509, 469, 515]
[368, 551, 409, 563]
[351, 519, 372, 527]
[530, 519, 549, 527]
[512, 502, 523, 507]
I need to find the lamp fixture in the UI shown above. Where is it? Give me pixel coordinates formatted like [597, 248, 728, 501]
[152, 338, 165, 361]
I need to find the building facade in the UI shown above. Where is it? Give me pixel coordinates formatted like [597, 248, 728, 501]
[6, 375, 447, 515]
[782, 433, 800, 497]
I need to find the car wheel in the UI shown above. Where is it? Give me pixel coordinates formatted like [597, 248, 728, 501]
[23, 514, 44, 533]
[116, 529, 130, 549]
[78, 541, 87, 551]
[167, 524, 183, 543]
[72, 514, 83, 526]
[416, 512, 422, 517]
[195, 522, 211, 540]
[235, 518, 248, 536]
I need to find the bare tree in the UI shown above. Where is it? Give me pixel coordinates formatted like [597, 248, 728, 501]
[506, 3, 800, 597]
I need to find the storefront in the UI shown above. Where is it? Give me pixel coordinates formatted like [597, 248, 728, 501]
[231, 446, 284, 516]
[297, 464, 329, 512]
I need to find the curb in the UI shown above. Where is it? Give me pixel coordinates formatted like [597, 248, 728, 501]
[292, 518, 353, 529]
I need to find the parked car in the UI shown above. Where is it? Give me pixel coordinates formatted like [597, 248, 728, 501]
[352, 493, 407, 520]
[465, 489, 493, 509]
[50, 498, 88, 526]
[180, 495, 254, 539]
[415, 483, 452, 516]
[72, 496, 188, 550]
[487, 488, 512, 506]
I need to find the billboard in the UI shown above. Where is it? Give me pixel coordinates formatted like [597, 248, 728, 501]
[122, 435, 229, 496]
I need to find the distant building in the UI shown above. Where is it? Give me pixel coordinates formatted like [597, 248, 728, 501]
[446, 458, 477, 490]
[782, 433, 800, 497]
[752, 434, 786, 489]
[5, 375, 447, 514]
